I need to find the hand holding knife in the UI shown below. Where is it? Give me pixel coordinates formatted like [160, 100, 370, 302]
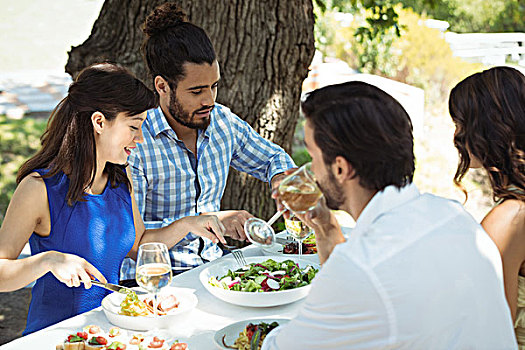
[87, 280, 147, 295]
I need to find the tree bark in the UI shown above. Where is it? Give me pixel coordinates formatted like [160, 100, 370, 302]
[66, 0, 315, 221]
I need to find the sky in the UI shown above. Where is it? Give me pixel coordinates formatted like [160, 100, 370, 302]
[0, 0, 104, 73]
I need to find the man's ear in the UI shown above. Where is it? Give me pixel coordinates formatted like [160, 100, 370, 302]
[331, 156, 355, 183]
[91, 111, 106, 135]
[154, 75, 170, 96]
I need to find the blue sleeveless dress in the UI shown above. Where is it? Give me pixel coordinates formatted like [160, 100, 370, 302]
[24, 169, 136, 334]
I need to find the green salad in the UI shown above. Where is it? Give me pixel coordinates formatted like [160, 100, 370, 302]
[208, 258, 318, 292]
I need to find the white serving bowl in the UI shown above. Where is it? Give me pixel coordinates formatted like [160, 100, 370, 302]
[101, 286, 197, 331]
[199, 255, 319, 308]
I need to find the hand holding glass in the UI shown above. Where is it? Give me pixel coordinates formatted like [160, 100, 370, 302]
[135, 242, 172, 317]
[244, 163, 322, 246]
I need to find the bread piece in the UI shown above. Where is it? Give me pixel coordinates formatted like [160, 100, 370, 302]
[63, 341, 85, 350]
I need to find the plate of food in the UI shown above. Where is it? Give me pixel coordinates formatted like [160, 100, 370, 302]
[200, 256, 319, 307]
[262, 224, 353, 262]
[101, 286, 198, 331]
[56, 326, 189, 349]
[261, 232, 319, 262]
[214, 318, 289, 349]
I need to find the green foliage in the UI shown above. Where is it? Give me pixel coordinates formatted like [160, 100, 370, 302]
[401, 0, 524, 33]
[292, 148, 312, 168]
[315, 7, 485, 106]
[392, 9, 485, 104]
[314, 0, 522, 77]
[314, 2, 404, 76]
[0, 115, 46, 222]
[352, 9, 401, 76]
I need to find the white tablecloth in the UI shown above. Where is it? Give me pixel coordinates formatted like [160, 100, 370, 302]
[0, 245, 315, 349]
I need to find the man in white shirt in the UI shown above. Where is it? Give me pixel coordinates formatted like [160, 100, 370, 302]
[263, 81, 517, 349]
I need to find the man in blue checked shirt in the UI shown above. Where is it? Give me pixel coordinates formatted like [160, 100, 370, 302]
[119, 3, 295, 283]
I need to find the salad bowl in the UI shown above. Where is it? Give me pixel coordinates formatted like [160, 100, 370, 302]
[199, 255, 320, 307]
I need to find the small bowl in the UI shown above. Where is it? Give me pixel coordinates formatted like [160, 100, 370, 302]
[101, 286, 197, 331]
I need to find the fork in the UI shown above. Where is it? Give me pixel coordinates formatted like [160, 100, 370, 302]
[231, 249, 247, 267]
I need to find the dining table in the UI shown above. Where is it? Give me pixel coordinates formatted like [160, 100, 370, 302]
[0, 243, 317, 350]
[0, 212, 354, 350]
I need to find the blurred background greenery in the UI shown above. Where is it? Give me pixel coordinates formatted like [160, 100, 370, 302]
[0, 0, 523, 225]
[0, 116, 47, 221]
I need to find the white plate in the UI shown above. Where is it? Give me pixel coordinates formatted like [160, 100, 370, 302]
[261, 231, 319, 263]
[261, 227, 353, 262]
[199, 255, 320, 307]
[214, 318, 290, 349]
[101, 286, 198, 331]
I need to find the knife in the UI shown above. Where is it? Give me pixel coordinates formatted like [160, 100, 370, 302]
[89, 280, 147, 295]
[275, 237, 296, 245]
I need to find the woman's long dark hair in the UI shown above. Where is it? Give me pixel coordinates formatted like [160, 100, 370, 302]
[449, 66, 525, 202]
[17, 63, 156, 205]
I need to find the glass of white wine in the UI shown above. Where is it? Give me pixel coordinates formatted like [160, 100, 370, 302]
[284, 214, 314, 256]
[135, 242, 172, 317]
[278, 163, 322, 214]
[244, 163, 322, 247]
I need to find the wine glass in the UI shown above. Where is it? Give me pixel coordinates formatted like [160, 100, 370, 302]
[278, 163, 322, 214]
[284, 214, 314, 255]
[244, 163, 322, 247]
[135, 242, 172, 317]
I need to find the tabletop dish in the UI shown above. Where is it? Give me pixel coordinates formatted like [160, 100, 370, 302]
[261, 232, 319, 262]
[214, 318, 290, 350]
[101, 286, 198, 331]
[261, 227, 353, 262]
[199, 256, 319, 307]
[56, 326, 188, 350]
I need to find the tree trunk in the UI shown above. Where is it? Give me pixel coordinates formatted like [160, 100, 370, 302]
[66, 0, 315, 221]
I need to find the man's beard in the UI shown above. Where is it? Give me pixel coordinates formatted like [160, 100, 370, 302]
[317, 169, 346, 210]
[168, 93, 213, 130]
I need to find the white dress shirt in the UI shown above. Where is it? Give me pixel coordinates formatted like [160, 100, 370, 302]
[263, 184, 517, 349]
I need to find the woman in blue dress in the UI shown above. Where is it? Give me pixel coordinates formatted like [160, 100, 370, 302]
[0, 63, 226, 334]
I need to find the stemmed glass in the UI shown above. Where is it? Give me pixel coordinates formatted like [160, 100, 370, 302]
[284, 214, 314, 256]
[135, 242, 172, 317]
[244, 162, 322, 247]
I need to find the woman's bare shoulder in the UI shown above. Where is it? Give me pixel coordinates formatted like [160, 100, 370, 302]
[17, 172, 46, 193]
[482, 199, 525, 246]
[488, 199, 525, 222]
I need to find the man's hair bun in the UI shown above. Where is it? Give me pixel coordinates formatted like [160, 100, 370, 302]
[143, 2, 187, 37]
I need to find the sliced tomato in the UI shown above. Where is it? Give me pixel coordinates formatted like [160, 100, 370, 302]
[129, 335, 144, 345]
[76, 332, 88, 340]
[170, 342, 188, 350]
[148, 336, 165, 348]
[246, 324, 258, 341]
[96, 336, 108, 345]
[67, 334, 83, 343]
[88, 325, 101, 334]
